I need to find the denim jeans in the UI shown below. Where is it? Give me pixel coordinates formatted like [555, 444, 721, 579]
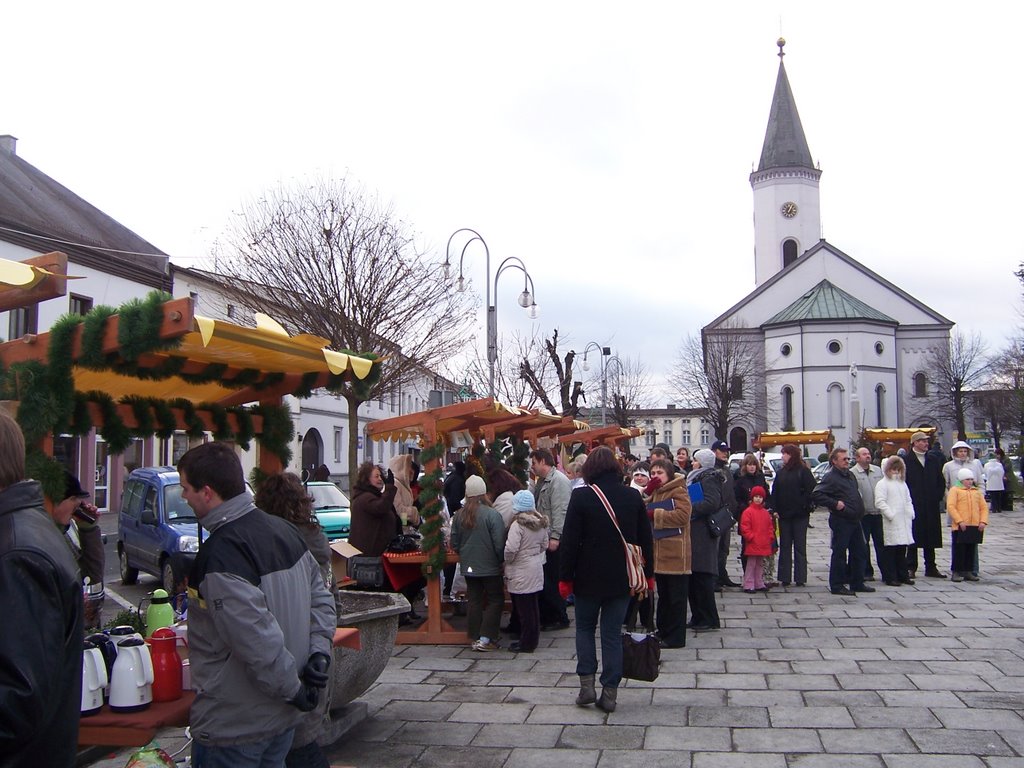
[573, 593, 631, 688]
[828, 516, 867, 592]
[193, 729, 295, 768]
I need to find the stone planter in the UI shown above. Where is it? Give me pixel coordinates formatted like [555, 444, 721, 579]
[317, 590, 409, 746]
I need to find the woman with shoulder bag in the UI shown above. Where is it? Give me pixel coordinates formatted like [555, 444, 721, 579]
[770, 445, 817, 587]
[686, 449, 725, 632]
[559, 447, 654, 713]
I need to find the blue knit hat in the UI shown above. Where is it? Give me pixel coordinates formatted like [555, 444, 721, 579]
[512, 490, 536, 513]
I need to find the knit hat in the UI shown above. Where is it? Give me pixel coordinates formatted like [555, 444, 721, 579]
[957, 468, 975, 482]
[464, 475, 487, 498]
[632, 467, 650, 478]
[693, 449, 716, 469]
[512, 490, 536, 513]
[750, 486, 767, 500]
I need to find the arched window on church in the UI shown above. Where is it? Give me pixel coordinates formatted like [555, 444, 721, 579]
[827, 383, 844, 428]
[781, 386, 794, 431]
[913, 372, 927, 398]
[875, 384, 886, 427]
[782, 239, 799, 268]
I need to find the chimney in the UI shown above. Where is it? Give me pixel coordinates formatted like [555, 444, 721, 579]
[0, 135, 17, 154]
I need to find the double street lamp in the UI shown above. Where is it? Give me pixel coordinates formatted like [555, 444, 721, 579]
[443, 229, 539, 399]
[580, 342, 612, 425]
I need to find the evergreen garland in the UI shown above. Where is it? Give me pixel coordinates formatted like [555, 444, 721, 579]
[151, 399, 178, 439]
[47, 314, 83, 434]
[85, 391, 132, 453]
[117, 292, 176, 361]
[207, 404, 231, 441]
[69, 393, 93, 435]
[415, 441, 447, 578]
[10, 362, 59, 445]
[169, 398, 207, 438]
[25, 448, 67, 503]
[78, 305, 118, 369]
[229, 407, 255, 450]
[122, 395, 155, 436]
[251, 403, 294, 466]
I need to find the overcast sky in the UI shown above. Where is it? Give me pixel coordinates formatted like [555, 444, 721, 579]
[5, 2, 1022, 403]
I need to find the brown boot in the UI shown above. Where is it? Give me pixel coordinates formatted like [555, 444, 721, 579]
[596, 686, 618, 713]
[575, 674, 596, 706]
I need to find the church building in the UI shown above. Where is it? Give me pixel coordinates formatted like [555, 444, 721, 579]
[705, 40, 954, 452]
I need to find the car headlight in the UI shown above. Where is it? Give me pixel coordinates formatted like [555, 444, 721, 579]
[178, 535, 200, 553]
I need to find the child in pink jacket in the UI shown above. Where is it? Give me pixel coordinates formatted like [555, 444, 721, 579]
[739, 486, 775, 592]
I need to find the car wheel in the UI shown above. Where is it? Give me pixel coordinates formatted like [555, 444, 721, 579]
[119, 546, 139, 585]
[161, 558, 178, 595]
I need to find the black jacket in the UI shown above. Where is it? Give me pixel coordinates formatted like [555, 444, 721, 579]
[904, 448, 946, 549]
[812, 465, 864, 522]
[0, 481, 83, 768]
[443, 463, 467, 514]
[734, 470, 768, 511]
[716, 460, 740, 518]
[559, 471, 654, 599]
[687, 467, 725, 574]
[771, 464, 817, 519]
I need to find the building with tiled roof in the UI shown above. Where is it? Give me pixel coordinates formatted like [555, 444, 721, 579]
[703, 41, 954, 452]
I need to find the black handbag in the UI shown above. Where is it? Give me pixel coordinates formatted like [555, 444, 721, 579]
[956, 525, 984, 545]
[386, 533, 422, 553]
[621, 632, 660, 682]
[706, 507, 735, 538]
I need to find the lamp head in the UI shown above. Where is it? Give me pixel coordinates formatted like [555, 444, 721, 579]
[517, 289, 531, 308]
[528, 303, 539, 320]
[456, 275, 466, 292]
[442, 261, 451, 279]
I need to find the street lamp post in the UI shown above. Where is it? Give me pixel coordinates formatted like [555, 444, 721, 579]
[443, 229, 539, 399]
[604, 354, 625, 424]
[581, 342, 612, 425]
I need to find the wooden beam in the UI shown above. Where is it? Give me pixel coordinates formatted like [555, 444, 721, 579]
[0, 252, 70, 313]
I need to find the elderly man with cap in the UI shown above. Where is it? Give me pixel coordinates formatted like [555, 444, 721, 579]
[50, 471, 105, 629]
[710, 440, 741, 589]
[904, 431, 947, 579]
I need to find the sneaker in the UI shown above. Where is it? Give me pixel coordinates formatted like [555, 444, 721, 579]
[964, 573, 980, 581]
[744, 588, 755, 594]
[471, 639, 500, 652]
[951, 574, 964, 582]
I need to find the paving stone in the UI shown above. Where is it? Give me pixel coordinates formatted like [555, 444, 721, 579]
[489, 672, 566, 687]
[375, 667, 435, 684]
[768, 706, 855, 728]
[931, 708, 1024, 730]
[726, 660, 796, 674]
[606, 703, 687, 726]
[883, 755, 987, 768]
[787, 755, 885, 768]
[759, 648, 824, 661]
[767, 673, 839, 690]
[653, 688, 729, 707]
[644, 672, 697, 687]
[338, 715, 403, 741]
[323, 738, 424, 767]
[922, 660, 1005, 676]
[526, 704, 608, 725]
[857, 661, 931, 675]
[598, 750, 694, 768]
[956, 691, 1024, 709]
[412, 745, 511, 768]
[406, 656, 475, 671]
[726, 690, 806, 707]
[696, 673, 767, 689]
[432, 685, 511, 703]
[504, 747, 600, 768]
[732, 727, 823, 752]
[995, 729, 1024, 755]
[983, 676, 1024, 692]
[448, 702, 533, 723]
[836, 673, 914, 690]
[470, 723, 564, 748]
[790, 660, 860, 675]
[644, 726, 733, 751]
[850, 707, 940, 728]
[389, 721, 482, 746]
[818, 728, 918, 753]
[820, 648, 889, 660]
[876, 690, 965, 708]
[882, 647, 956, 661]
[693, 753, 787, 768]
[908, 729, 1016, 756]
[907, 673, 995, 691]
[423, 670, 498, 686]
[982, 759, 1024, 768]
[375, 700, 460, 722]
[804, 690, 885, 707]
[559, 724, 646, 749]
[688, 705, 770, 727]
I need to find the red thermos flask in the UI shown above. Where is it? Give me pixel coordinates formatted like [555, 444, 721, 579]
[149, 627, 183, 702]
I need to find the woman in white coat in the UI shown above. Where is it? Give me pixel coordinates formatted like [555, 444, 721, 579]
[874, 455, 916, 587]
[503, 490, 549, 653]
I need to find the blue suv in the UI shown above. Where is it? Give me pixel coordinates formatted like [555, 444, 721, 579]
[117, 467, 209, 594]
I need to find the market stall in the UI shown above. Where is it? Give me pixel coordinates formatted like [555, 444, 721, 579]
[864, 427, 938, 456]
[755, 429, 835, 454]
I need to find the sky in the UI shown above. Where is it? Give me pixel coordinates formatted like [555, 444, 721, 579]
[4, 2, 1023, 404]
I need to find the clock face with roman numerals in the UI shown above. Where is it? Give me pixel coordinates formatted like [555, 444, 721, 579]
[780, 201, 798, 218]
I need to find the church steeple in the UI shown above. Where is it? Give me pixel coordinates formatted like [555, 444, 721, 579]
[757, 39, 815, 172]
[750, 38, 823, 287]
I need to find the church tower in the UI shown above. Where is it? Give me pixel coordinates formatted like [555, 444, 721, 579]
[750, 39, 822, 286]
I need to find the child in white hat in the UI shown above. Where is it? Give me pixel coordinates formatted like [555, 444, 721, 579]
[947, 467, 988, 582]
[503, 490, 549, 653]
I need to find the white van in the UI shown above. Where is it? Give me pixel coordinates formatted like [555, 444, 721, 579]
[727, 452, 784, 489]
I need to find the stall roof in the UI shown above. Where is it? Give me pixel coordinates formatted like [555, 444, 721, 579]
[366, 397, 588, 445]
[864, 427, 937, 441]
[558, 425, 642, 449]
[756, 430, 834, 448]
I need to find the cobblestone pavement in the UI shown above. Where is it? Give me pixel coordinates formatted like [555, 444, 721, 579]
[87, 505, 1024, 767]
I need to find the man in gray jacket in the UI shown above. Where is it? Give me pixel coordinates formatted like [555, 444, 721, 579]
[852, 447, 884, 583]
[180, 443, 335, 767]
[813, 448, 875, 597]
[531, 449, 572, 630]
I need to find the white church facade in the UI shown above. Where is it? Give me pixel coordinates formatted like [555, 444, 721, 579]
[706, 41, 954, 452]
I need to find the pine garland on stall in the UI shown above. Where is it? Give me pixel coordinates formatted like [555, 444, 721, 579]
[416, 440, 447, 578]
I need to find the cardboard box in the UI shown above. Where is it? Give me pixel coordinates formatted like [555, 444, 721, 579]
[329, 540, 363, 586]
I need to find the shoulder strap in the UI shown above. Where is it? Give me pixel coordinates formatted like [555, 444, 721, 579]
[591, 485, 629, 548]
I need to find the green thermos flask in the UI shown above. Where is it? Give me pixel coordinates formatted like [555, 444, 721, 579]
[146, 589, 175, 635]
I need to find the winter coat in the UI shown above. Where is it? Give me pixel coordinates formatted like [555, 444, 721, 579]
[946, 486, 989, 529]
[905, 448, 946, 549]
[443, 463, 467, 513]
[984, 459, 1005, 492]
[812, 466, 865, 522]
[559, 471, 654, 599]
[503, 510, 548, 593]
[388, 454, 421, 527]
[645, 475, 692, 575]
[451, 504, 506, 578]
[771, 463, 816, 520]
[717, 460, 740, 518]
[739, 502, 775, 556]
[534, 467, 572, 539]
[874, 476, 916, 546]
[686, 467, 725, 575]
[852, 463, 883, 514]
[492, 490, 516, 529]
[349, 481, 400, 556]
[0, 481, 83, 768]
[734, 469, 768, 512]
[188, 492, 335, 747]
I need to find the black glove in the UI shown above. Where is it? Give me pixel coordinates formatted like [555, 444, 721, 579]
[290, 681, 319, 712]
[385, 469, 395, 487]
[301, 652, 331, 689]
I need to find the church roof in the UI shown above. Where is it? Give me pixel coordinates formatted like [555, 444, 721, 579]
[764, 279, 896, 326]
[757, 46, 815, 172]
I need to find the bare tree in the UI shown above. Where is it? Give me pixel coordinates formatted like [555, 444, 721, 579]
[925, 330, 990, 441]
[519, 328, 584, 417]
[981, 339, 1024, 450]
[602, 356, 656, 427]
[463, 329, 549, 409]
[669, 323, 761, 441]
[213, 177, 474, 472]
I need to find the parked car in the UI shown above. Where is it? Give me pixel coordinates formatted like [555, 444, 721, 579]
[117, 467, 208, 594]
[811, 461, 832, 483]
[728, 452, 784, 489]
[305, 481, 352, 540]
